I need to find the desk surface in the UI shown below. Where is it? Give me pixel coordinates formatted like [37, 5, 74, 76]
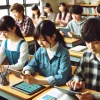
[33, 85, 100, 100]
[0, 74, 50, 100]
[64, 37, 84, 48]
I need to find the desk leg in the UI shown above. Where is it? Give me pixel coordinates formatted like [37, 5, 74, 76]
[0, 91, 21, 100]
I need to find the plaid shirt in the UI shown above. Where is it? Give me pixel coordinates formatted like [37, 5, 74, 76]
[15, 15, 34, 36]
[72, 51, 100, 92]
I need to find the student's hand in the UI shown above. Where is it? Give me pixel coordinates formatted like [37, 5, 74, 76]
[66, 80, 83, 90]
[60, 31, 65, 36]
[68, 32, 76, 38]
[21, 75, 38, 84]
[76, 91, 94, 100]
[0, 65, 7, 73]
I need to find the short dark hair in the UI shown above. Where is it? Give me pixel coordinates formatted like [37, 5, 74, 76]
[97, 4, 100, 13]
[10, 3, 24, 13]
[69, 5, 83, 14]
[81, 18, 100, 42]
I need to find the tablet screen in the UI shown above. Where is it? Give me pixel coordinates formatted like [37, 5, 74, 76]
[11, 81, 45, 95]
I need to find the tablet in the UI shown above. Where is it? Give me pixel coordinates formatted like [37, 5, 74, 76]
[8, 68, 23, 78]
[11, 81, 45, 95]
[54, 86, 82, 96]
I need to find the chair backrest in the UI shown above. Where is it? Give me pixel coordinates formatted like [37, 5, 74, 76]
[72, 66, 77, 75]
[29, 55, 34, 60]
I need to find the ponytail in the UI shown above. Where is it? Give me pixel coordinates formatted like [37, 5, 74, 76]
[55, 30, 66, 48]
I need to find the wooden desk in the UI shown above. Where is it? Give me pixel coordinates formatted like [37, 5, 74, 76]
[64, 37, 84, 48]
[25, 37, 34, 46]
[0, 74, 50, 100]
[33, 85, 100, 100]
[69, 50, 83, 62]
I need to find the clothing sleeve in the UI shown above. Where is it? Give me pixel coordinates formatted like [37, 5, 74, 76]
[55, 13, 59, 22]
[60, 13, 71, 26]
[93, 94, 100, 100]
[71, 53, 86, 82]
[0, 40, 6, 64]
[23, 18, 34, 36]
[9, 42, 29, 70]
[23, 48, 40, 74]
[50, 13, 56, 22]
[46, 49, 72, 86]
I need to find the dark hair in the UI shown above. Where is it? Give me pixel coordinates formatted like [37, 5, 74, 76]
[10, 3, 24, 13]
[31, 5, 41, 18]
[34, 20, 66, 47]
[81, 18, 100, 42]
[43, 3, 53, 17]
[97, 4, 100, 13]
[59, 2, 68, 20]
[69, 5, 83, 14]
[0, 16, 24, 39]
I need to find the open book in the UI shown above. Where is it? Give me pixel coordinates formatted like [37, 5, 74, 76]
[37, 88, 78, 100]
[69, 45, 88, 52]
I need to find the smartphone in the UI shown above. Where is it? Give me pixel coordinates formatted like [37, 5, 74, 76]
[8, 68, 24, 78]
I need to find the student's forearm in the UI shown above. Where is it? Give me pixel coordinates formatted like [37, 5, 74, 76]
[36, 76, 49, 85]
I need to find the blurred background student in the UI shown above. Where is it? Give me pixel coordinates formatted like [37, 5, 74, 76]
[65, 5, 87, 39]
[55, 2, 71, 27]
[42, 2, 56, 22]
[0, 16, 29, 71]
[31, 5, 41, 28]
[10, 3, 34, 37]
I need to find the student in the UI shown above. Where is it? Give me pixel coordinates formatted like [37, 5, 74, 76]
[43, 3, 56, 22]
[22, 20, 72, 86]
[31, 5, 41, 27]
[0, 16, 29, 70]
[65, 5, 86, 38]
[66, 18, 100, 100]
[55, 2, 71, 27]
[10, 3, 34, 37]
[97, 4, 100, 19]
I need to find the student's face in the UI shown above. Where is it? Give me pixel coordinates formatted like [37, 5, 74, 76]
[72, 13, 81, 21]
[44, 7, 50, 13]
[32, 10, 38, 15]
[86, 41, 100, 54]
[37, 34, 56, 48]
[12, 10, 22, 19]
[0, 27, 16, 39]
[59, 5, 65, 12]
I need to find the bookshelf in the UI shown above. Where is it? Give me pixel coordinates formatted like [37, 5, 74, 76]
[67, 4, 98, 16]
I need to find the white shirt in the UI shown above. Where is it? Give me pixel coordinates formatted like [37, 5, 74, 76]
[0, 39, 29, 70]
[47, 42, 59, 60]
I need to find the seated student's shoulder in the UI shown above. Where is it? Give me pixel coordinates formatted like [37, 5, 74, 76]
[83, 49, 93, 57]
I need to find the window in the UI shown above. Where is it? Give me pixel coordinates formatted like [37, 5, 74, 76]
[0, 0, 40, 17]
[0, 9, 8, 18]
[0, 0, 6, 5]
[9, 0, 23, 5]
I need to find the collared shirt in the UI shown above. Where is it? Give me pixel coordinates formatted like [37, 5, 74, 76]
[23, 44, 72, 86]
[72, 51, 100, 92]
[15, 15, 34, 36]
